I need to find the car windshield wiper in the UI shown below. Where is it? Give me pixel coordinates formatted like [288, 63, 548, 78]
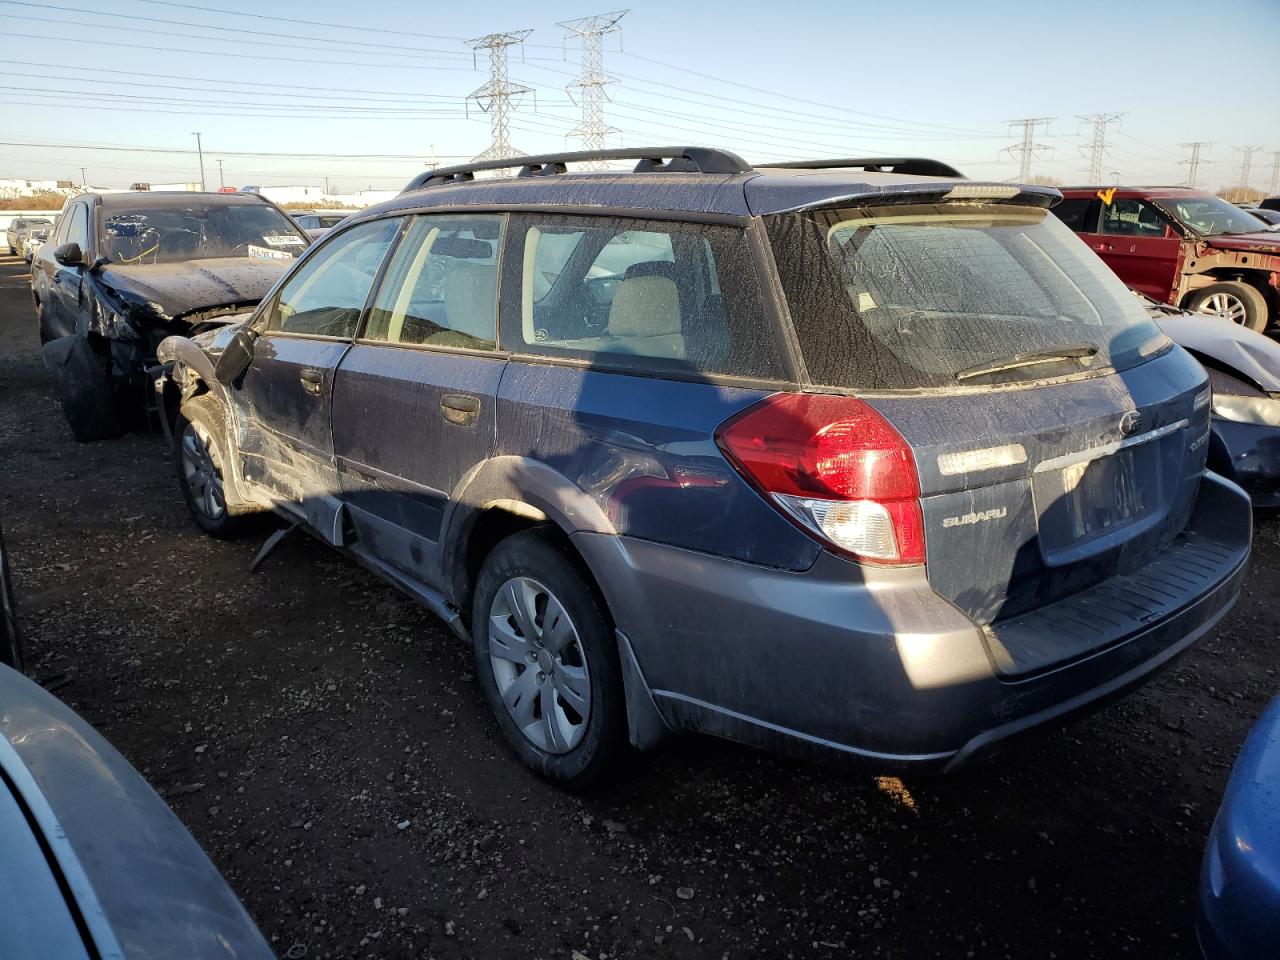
[955, 342, 1099, 382]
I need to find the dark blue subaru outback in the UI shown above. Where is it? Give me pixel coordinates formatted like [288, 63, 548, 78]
[156, 148, 1252, 786]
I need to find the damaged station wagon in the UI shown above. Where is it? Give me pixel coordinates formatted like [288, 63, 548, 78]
[156, 148, 1252, 786]
[33, 191, 310, 440]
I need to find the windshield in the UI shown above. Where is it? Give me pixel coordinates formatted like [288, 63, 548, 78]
[766, 202, 1164, 390]
[98, 202, 308, 265]
[1157, 195, 1268, 237]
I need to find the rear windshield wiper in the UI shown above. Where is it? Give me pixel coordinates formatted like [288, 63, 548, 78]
[955, 343, 1099, 382]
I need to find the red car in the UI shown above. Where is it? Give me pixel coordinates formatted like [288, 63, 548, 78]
[1055, 187, 1280, 332]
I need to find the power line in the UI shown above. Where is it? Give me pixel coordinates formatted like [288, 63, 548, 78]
[1178, 142, 1212, 189]
[1077, 113, 1124, 181]
[615, 50, 1000, 137]
[3, 32, 477, 71]
[135, 0, 467, 42]
[0, 138, 469, 161]
[466, 30, 534, 162]
[1269, 150, 1280, 195]
[0, 2, 474, 58]
[1003, 117, 1053, 180]
[559, 11, 627, 168]
[5, 86, 476, 115]
[0, 59, 483, 101]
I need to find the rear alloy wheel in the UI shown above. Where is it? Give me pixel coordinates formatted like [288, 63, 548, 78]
[1188, 281, 1269, 333]
[472, 528, 626, 786]
[488, 576, 592, 754]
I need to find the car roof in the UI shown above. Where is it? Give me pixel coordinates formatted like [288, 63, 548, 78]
[353, 150, 1058, 222]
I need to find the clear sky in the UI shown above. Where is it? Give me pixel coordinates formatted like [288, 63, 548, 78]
[1, 0, 1277, 192]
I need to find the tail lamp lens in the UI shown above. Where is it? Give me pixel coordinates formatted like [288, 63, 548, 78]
[715, 393, 925, 565]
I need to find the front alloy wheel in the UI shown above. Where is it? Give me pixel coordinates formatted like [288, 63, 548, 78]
[180, 420, 226, 523]
[1196, 291, 1249, 325]
[487, 576, 591, 754]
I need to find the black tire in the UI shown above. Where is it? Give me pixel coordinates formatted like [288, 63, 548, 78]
[1187, 281, 1269, 333]
[45, 336, 123, 442]
[173, 395, 250, 539]
[471, 528, 627, 787]
[6, 245, 14, 256]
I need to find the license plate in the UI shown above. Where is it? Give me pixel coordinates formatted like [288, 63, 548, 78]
[1036, 447, 1151, 545]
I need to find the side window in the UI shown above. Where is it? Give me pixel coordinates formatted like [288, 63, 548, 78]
[1099, 198, 1171, 238]
[66, 204, 89, 250]
[1052, 198, 1093, 233]
[51, 207, 72, 245]
[267, 218, 400, 338]
[365, 214, 501, 350]
[504, 215, 783, 379]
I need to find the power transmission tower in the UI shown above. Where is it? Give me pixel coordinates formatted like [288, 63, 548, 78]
[1178, 141, 1211, 188]
[1269, 150, 1280, 195]
[1003, 117, 1053, 181]
[1233, 145, 1261, 189]
[1077, 113, 1124, 181]
[466, 30, 533, 162]
[559, 10, 627, 169]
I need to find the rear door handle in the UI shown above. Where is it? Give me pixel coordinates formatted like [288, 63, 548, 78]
[440, 393, 480, 426]
[299, 368, 323, 395]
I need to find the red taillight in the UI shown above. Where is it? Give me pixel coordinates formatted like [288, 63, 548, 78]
[715, 393, 925, 565]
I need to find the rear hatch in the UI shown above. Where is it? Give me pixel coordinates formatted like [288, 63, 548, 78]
[765, 196, 1212, 660]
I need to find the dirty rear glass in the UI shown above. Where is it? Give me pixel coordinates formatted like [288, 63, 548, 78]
[99, 202, 308, 265]
[766, 203, 1163, 390]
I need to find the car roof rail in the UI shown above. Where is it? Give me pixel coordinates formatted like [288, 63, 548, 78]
[402, 146, 752, 192]
[760, 157, 966, 179]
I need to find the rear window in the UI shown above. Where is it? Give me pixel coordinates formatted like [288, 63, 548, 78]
[766, 203, 1164, 390]
[1051, 197, 1093, 232]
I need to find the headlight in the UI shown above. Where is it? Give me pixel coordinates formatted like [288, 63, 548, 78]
[1212, 393, 1280, 427]
[94, 298, 140, 340]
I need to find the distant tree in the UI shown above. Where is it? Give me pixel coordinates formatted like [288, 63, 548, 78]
[1026, 175, 1064, 187]
[0, 191, 69, 211]
[1217, 185, 1264, 204]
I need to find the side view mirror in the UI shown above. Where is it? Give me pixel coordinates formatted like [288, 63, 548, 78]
[215, 327, 257, 385]
[52, 242, 83, 267]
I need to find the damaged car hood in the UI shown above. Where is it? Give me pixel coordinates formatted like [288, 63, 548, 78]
[1203, 232, 1280, 255]
[97, 257, 289, 321]
[1156, 310, 1280, 393]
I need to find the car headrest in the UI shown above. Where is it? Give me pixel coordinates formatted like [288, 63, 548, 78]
[623, 260, 678, 281]
[442, 261, 497, 340]
[432, 236, 493, 260]
[607, 275, 681, 338]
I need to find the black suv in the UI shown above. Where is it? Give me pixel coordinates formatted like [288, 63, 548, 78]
[32, 191, 309, 440]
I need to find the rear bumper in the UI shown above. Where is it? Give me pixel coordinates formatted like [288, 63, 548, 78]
[572, 472, 1251, 769]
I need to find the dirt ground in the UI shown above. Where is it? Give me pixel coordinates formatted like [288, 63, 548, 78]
[2, 254, 1277, 960]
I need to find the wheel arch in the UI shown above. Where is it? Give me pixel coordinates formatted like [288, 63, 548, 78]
[442, 456, 617, 620]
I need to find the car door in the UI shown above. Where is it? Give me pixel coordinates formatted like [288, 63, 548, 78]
[1089, 196, 1183, 301]
[235, 217, 401, 543]
[33, 208, 69, 340]
[330, 213, 506, 587]
[47, 202, 90, 340]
